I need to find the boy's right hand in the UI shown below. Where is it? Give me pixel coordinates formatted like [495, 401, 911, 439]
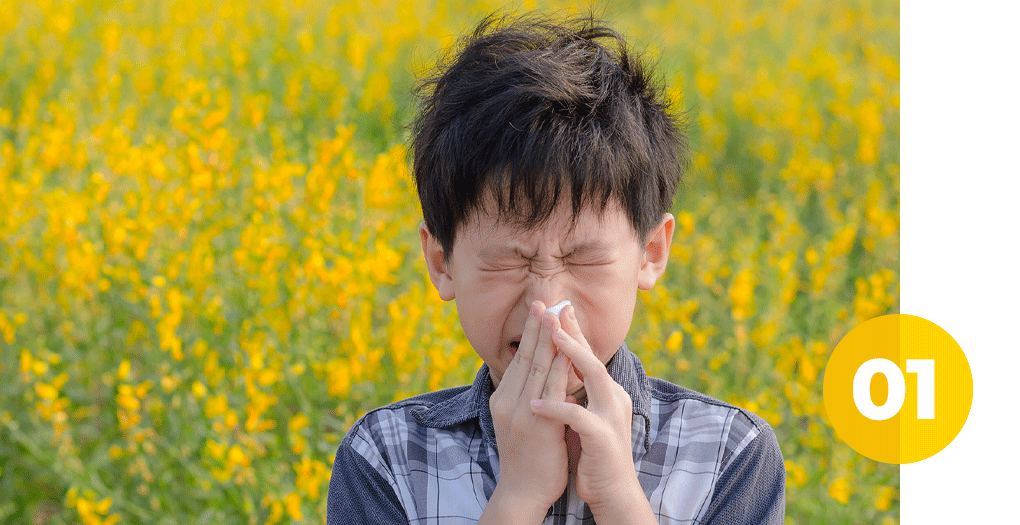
[483, 300, 573, 523]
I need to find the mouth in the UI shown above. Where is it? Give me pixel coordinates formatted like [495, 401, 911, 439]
[509, 337, 521, 356]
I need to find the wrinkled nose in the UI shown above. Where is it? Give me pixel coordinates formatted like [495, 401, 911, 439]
[526, 266, 567, 309]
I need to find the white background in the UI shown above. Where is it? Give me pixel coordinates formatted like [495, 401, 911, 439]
[901, 0, 1020, 521]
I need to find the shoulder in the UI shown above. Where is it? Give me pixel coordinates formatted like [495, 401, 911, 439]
[644, 376, 781, 470]
[639, 376, 785, 523]
[329, 385, 494, 524]
[644, 375, 773, 431]
[341, 385, 473, 453]
[328, 390, 478, 525]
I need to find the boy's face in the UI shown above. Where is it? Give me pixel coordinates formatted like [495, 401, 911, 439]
[421, 197, 674, 398]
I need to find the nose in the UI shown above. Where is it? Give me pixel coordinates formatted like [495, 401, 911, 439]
[525, 267, 567, 309]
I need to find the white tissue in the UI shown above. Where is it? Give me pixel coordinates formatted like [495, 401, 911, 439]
[546, 300, 571, 316]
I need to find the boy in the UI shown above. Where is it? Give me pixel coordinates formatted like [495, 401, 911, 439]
[328, 14, 785, 525]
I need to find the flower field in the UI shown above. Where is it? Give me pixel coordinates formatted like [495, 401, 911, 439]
[0, 0, 898, 523]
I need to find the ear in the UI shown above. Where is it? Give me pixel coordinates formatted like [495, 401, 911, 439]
[637, 213, 675, 290]
[420, 222, 456, 301]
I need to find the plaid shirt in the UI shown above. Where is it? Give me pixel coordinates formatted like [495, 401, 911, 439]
[327, 345, 785, 524]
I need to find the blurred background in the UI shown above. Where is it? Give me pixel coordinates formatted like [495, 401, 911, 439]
[0, 0, 898, 523]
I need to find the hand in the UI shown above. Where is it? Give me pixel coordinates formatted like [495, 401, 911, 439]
[529, 305, 655, 523]
[482, 301, 574, 523]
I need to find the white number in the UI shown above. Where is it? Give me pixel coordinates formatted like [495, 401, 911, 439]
[907, 359, 935, 419]
[852, 358, 935, 421]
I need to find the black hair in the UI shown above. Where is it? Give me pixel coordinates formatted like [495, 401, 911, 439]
[411, 13, 688, 256]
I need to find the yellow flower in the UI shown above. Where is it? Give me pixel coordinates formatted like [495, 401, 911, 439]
[35, 382, 58, 400]
[191, 381, 208, 399]
[117, 360, 131, 381]
[293, 457, 331, 500]
[204, 394, 228, 419]
[283, 492, 303, 521]
[267, 499, 284, 524]
[20, 349, 32, 374]
[96, 498, 112, 514]
[288, 413, 310, 433]
[692, 331, 708, 350]
[677, 211, 695, 236]
[829, 477, 851, 504]
[798, 354, 817, 384]
[206, 439, 226, 461]
[665, 331, 683, 354]
[728, 269, 756, 320]
[805, 248, 819, 266]
[76, 497, 95, 518]
[875, 485, 896, 511]
[784, 461, 808, 488]
[227, 445, 250, 469]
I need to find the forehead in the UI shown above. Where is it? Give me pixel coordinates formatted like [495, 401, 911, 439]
[456, 197, 638, 250]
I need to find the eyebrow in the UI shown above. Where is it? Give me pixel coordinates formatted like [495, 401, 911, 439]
[477, 245, 523, 260]
[477, 239, 614, 260]
[564, 239, 614, 256]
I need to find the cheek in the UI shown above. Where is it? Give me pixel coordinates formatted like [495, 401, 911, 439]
[455, 301, 498, 344]
[584, 288, 638, 361]
[452, 285, 515, 358]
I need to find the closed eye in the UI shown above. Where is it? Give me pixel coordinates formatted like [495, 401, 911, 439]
[478, 263, 530, 274]
[566, 258, 614, 267]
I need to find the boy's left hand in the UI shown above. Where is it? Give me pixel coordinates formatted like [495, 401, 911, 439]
[530, 305, 657, 524]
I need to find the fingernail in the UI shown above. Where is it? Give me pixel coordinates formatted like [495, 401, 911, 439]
[530, 399, 543, 410]
[566, 304, 575, 321]
[543, 314, 555, 331]
[530, 301, 541, 317]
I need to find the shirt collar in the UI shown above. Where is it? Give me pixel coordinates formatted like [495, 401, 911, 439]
[412, 343, 653, 452]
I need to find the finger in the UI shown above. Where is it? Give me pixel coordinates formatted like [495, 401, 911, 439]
[522, 309, 559, 401]
[496, 301, 544, 396]
[559, 304, 589, 349]
[551, 326, 612, 399]
[517, 301, 544, 362]
[529, 399, 597, 438]
[559, 305, 590, 382]
[541, 348, 571, 402]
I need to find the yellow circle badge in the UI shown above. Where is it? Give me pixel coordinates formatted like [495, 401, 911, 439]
[822, 314, 972, 464]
